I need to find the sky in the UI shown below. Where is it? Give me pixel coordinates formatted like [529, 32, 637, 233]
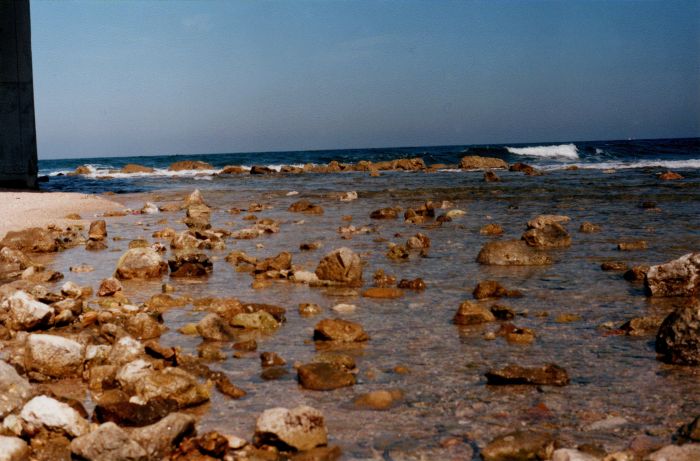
[31, 0, 700, 159]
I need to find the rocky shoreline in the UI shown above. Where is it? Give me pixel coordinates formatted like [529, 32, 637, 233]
[0, 156, 698, 460]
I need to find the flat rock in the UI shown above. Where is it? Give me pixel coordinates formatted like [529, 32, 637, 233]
[459, 156, 508, 170]
[297, 362, 356, 390]
[453, 301, 495, 325]
[647, 444, 700, 461]
[254, 405, 327, 451]
[362, 287, 404, 299]
[131, 413, 196, 459]
[70, 422, 147, 461]
[645, 252, 700, 297]
[485, 364, 570, 386]
[477, 240, 552, 266]
[0, 227, 58, 253]
[313, 318, 369, 342]
[522, 223, 572, 249]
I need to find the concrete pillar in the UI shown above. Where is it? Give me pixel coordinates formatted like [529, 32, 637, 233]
[0, 0, 38, 188]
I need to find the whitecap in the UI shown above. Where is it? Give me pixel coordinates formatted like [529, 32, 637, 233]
[506, 144, 579, 160]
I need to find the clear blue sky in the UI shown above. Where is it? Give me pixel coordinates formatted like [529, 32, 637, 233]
[31, 0, 700, 159]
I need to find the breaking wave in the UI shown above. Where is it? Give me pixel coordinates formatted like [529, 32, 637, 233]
[506, 144, 579, 160]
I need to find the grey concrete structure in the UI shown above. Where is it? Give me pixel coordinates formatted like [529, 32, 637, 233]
[1, 0, 38, 188]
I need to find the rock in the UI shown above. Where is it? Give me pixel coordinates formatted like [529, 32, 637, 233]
[0, 290, 54, 330]
[481, 430, 555, 461]
[231, 311, 279, 330]
[183, 189, 208, 208]
[115, 248, 168, 280]
[362, 287, 403, 299]
[658, 171, 684, 180]
[141, 202, 159, 214]
[490, 304, 515, 320]
[527, 215, 570, 229]
[98, 277, 123, 297]
[168, 252, 213, 277]
[254, 405, 328, 451]
[86, 220, 107, 241]
[291, 446, 343, 461]
[315, 247, 363, 286]
[579, 222, 601, 233]
[552, 448, 600, 461]
[646, 444, 700, 461]
[386, 244, 409, 260]
[300, 241, 322, 251]
[339, 191, 358, 202]
[288, 199, 324, 214]
[510, 162, 540, 175]
[170, 231, 201, 250]
[168, 160, 213, 171]
[0, 436, 30, 461]
[20, 395, 90, 437]
[86, 239, 108, 251]
[406, 233, 431, 250]
[250, 165, 275, 174]
[476, 240, 552, 266]
[0, 360, 32, 418]
[497, 322, 536, 344]
[313, 319, 369, 342]
[297, 363, 355, 390]
[619, 316, 663, 336]
[26, 333, 85, 379]
[215, 375, 247, 399]
[453, 301, 495, 325]
[485, 364, 569, 386]
[260, 352, 286, 368]
[299, 303, 322, 317]
[656, 299, 700, 365]
[0, 227, 58, 253]
[119, 366, 210, 409]
[617, 240, 648, 251]
[331, 303, 356, 314]
[0, 247, 32, 272]
[70, 422, 147, 461]
[480, 223, 504, 236]
[353, 389, 403, 410]
[397, 278, 426, 290]
[473, 281, 508, 299]
[484, 170, 500, 182]
[130, 413, 196, 460]
[645, 252, 700, 297]
[624, 265, 650, 281]
[459, 156, 508, 170]
[93, 398, 178, 427]
[677, 416, 700, 443]
[601, 261, 628, 272]
[121, 163, 154, 174]
[522, 223, 572, 248]
[126, 313, 164, 340]
[221, 165, 246, 174]
[196, 314, 234, 341]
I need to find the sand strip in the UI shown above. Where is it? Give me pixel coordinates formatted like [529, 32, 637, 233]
[0, 191, 124, 239]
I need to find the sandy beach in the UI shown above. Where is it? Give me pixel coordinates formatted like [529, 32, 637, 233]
[0, 191, 123, 239]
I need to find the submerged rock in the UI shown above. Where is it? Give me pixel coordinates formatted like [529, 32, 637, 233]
[254, 405, 328, 451]
[656, 299, 700, 365]
[480, 223, 504, 236]
[481, 430, 555, 461]
[315, 247, 363, 286]
[485, 364, 570, 386]
[645, 252, 700, 297]
[297, 362, 356, 390]
[617, 240, 648, 251]
[370, 207, 399, 219]
[522, 223, 571, 249]
[476, 240, 552, 266]
[579, 221, 601, 233]
[353, 389, 403, 410]
[115, 248, 168, 280]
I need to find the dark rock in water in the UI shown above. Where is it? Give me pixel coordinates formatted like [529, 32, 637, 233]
[288, 199, 324, 214]
[658, 171, 684, 180]
[86, 239, 108, 251]
[453, 301, 495, 325]
[297, 362, 356, 390]
[509, 162, 540, 175]
[481, 430, 555, 461]
[460, 155, 508, 170]
[313, 319, 369, 342]
[579, 221, 601, 233]
[641, 201, 657, 209]
[473, 280, 508, 299]
[0, 227, 59, 253]
[220, 165, 246, 174]
[261, 366, 288, 381]
[94, 397, 178, 427]
[397, 278, 426, 290]
[484, 170, 501, 182]
[522, 223, 571, 249]
[214, 375, 247, 399]
[601, 261, 628, 272]
[477, 240, 552, 266]
[370, 207, 399, 219]
[624, 265, 649, 281]
[70, 422, 147, 461]
[121, 163, 154, 174]
[260, 351, 286, 368]
[485, 364, 570, 386]
[406, 232, 431, 250]
[315, 247, 363, 286]
[250, 165, 275, 174]
[656, 299, 700, 365]
[480, 223, 504, 236]
[490, 304, 515, 320]
[496, 322, 536, 344]
[168, 252, 213, 277]
[645, 252, 700, 297]
[619, 316, 663, 336]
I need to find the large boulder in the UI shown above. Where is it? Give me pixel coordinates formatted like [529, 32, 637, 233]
[315, 247, 363, 286]
[254, 405, 328, 451]
[476, 240, 552, 266]
[0, 360, 32, 418]
[70, 422, 147, 461]
[0, 227, 58, 253]
[115, 248, 168, 280]
[656, 299, 700, 365]
[645, 252, 700, 297]
[0, 290, 54, 330]
[26, 334, 85, 379]
[459, 156, 508, 170]
[20, 395, 90, 437]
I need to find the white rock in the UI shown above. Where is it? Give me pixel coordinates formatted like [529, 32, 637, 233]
[339, 191, 358, 202]
[20, 395, 90, 437]
[141, 202, 160, 214]
[2, 415, 22, 436]
[0, 290, 53, 330]
[0, 435, 29, 461]
[116, 359, 153, 388]
[332, 303, 357, 314]
[26, 333, 85, 378]
[286, 191, 299, 196]
[108, 336, 143, 365]
[291, 270, 319, 284]
[60, 281, 82, 298]
[255, 405, 327, 451]
[552, 448, 601, 461]
[445, 209, 466, 218]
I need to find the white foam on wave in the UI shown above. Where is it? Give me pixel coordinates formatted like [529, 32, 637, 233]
[43, 163, 311, 178]
[506, 144, 579, 160]
[543, 158, 700, 171]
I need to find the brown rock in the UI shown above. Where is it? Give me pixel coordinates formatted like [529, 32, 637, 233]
[459, 156, 508, 170]
[299, 303, 322, 317]
[315, 247, 363, 286]
[601, 261, 628, 272]
[645, 252, 700, 297]
[386, 244, 409, 260]
[254, 405, 328, 451]
[406, 233, 430, 250]
[313, 319, 369, 342]
[233, 339, 257, 351]
[168, 160, 213, 171]
[579, 221, 601, 233]
[481, 430, 555, 461]
[624, 265, 649, 281]
[94, 398, 178, 427]
[658, 171, 683, 180]
[497, 323, 536, 344]
[168, 252, 213, 277]
[220, 165, 246, 174]
[288, 199, 324, 214]
[473, 281, 508, 299]
[353, 389, 403, 410]
[509, 162, 540, 175]
[484, 170, 500, 182]
[88, 220, 107, 241]
[453, 301, 495, 325]
[260, 352, 286, 368]
[362, 287, 404, 299]
[477, 240, 552, 266]
[617, 240, 648, 251]
[480, 223, 504, 236]
[115, 248, 168, 280]
[619, 316, 663, 336]
[370, 207, 399, 219]
[656, 299, 700, 365]
[485, 364, 569, 386]
[0, 227, 58, 253]
[121, 164, 154, 174]
[250, 165, 275, 174]
[98, 277, 122, 297]
[297, 362, 356, 390]
[214, 375, 246, 399]
[522, 223, 571, 249]
[397, 278, 426, 290]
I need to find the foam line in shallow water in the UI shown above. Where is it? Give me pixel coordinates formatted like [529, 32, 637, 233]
[506, 143, 579, 160]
